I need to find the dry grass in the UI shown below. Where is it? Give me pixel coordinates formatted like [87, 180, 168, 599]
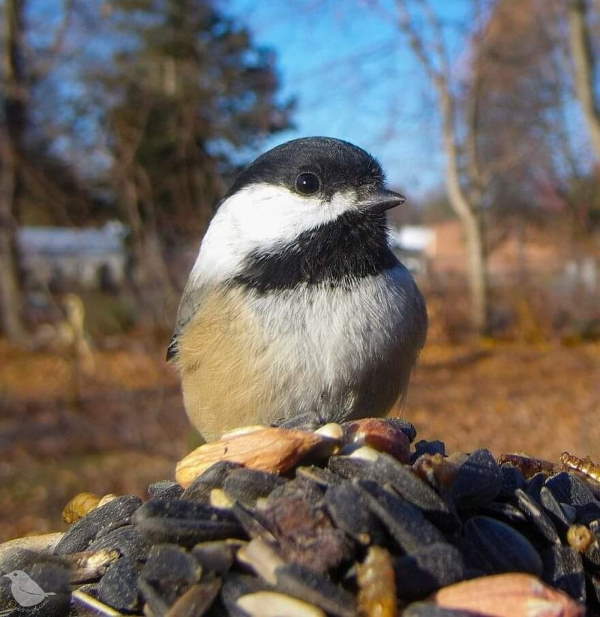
[404, 341, 600, 461]
[0, 337, 598, 541]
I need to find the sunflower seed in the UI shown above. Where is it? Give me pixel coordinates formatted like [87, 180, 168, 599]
[394, 542, 466, 600]
[223, 469, 285, 507]
[541, 545, 586, 604]
[97, 555, 139, 612]
[545, 472, 598, 507]
[358, 480, 446, 553]
[462, 516, 542, 576]
[221, 573, 272, 617]
[515, 488, 561, 544]
[165, 578, 222, 617]
[54, 495, 142, 555]
[450, 450, 502, 509]
[148, 480, 184, 501]
[87, 525, 151, 562]
[140, 544, 202, 608]
[498, 464, 526, 498]
[192, 540, 245, 575]
[236, 591, 326, 617]
[539, 486, 572, 532]
[272, 563, 356, 617]
[324, 482, 384, 545]
[181, 461, 242, 502]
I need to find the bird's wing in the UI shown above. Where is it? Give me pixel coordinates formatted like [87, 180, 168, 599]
[167, 279, 211, 361]
[14, 582, 46, 604]
[17, 581, 45, 595]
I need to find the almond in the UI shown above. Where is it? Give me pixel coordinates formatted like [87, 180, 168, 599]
[433, 573, 585, 617]
[175, 426, 338, 487]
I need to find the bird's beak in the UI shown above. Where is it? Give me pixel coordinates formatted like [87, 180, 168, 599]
[357, 188, 406, 214]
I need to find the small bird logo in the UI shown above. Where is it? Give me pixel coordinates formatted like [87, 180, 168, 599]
[3, 570, 56, 607]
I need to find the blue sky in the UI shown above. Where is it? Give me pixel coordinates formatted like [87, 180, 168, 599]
[31, 0, 475, 200]
[224, 1, 473, 198]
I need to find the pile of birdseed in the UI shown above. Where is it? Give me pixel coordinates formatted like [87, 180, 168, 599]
[0, 419, 598, 617]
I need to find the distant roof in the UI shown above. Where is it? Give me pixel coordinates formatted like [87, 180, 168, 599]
[18, 221, 128, 257]
[388, 226, 434, 251]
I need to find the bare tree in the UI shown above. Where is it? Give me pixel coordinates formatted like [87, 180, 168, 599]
[0, 0, 27, 342]
[92, 0, 293, 328]
[395, 0, 491, 333]
[567, 0, 600, 162]
[110, 101, 180, 328]
[0, 0, 78, 342]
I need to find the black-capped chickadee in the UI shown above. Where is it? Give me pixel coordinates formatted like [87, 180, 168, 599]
[168, 137, 427, 442]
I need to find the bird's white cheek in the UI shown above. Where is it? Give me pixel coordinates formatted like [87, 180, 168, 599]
[189, 183, 359, 283]
[230, 184, 359, 246]
[189, 209, 243, 282]
[328, 190, 359, 217]
[230, 185, 320, 245]
[236, 196, 304, 244]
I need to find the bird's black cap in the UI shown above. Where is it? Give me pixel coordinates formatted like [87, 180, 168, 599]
[227, 138, 405, 293]
[225, 136, 385, 200]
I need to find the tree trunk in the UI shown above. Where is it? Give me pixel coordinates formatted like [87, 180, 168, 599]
[568, 0, 600, 160]
[445, 180, 489, 334]
[0, 0, 27, 342]
[120, 172, 178, 328]
[0, 134, 26, 341]
[463, 210, 489, 334]
[439, 83, 490, 334]
[395, 0, 491, 335]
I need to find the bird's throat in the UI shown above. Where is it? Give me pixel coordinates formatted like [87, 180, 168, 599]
[231, 211, 397, 292]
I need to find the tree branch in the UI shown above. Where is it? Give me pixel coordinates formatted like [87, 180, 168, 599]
[28, 0, 75, 81]
[416, 0, 451, 76]
[395, 0, 439, 81]
[395, 0, 474, 221]
[394, 0, 489, 332]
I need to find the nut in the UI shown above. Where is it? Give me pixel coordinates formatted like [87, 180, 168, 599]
[432, 573, 584, 617]
[176, 427, 337, 487]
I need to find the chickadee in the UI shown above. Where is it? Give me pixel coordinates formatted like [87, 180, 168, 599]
[168, 137, 427, 442]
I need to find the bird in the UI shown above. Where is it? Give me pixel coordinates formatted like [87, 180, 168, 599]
[168, 137, 427, 442]
[3, 570, 56, 607]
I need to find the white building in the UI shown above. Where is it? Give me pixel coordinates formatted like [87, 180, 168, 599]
[388, 225, 434, 275]
[18, 221, 129, 289]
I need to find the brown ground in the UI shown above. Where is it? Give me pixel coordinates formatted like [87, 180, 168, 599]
[0, 338, 598, 541]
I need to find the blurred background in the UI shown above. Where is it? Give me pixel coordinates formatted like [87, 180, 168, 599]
[0, 0, 599, 540]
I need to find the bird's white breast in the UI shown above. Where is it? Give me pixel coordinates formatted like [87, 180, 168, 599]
[244, 264, 425, 422]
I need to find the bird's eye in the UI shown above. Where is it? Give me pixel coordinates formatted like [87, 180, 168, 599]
[295, 172, 321, 195]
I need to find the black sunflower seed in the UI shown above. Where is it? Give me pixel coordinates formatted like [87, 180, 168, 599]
[54, 495, 142, 555]
[542, 544, 586, 604]
[357, 480, 446, 553]
[515, 488, 561, 545]
[545, 472, 598, 507]
[324, 481, 385, 546]
[87, 524, 151, 562]
[450, 450, 502, 509]
[394, 542, 466, 600]
[223, 469, 285, 507]
[462, 515, 543, 576]
[181, 461, 243, 503]
[97, 555, 140, 612]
